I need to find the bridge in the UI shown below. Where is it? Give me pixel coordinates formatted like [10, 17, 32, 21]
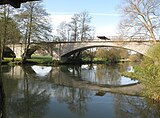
[6, 38, 153, 61]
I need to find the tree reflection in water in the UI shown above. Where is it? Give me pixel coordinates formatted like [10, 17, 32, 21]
[53, 86, 93, 117]
[114, 94, 160, 118]
[2, 65, 50, 118]
[65, 64, 137, 86]
[1, 64, 160, 118]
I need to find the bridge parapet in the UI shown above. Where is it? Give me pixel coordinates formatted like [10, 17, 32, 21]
[106, 36, 149, 41]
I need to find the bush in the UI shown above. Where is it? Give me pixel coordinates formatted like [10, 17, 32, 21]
[135, 44, 160, 101]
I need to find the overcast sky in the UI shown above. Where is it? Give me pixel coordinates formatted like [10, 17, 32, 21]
[43, 0, 121, 37]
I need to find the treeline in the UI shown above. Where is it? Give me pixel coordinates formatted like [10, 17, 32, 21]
[0, 1, 95, 63]
[82, 47, 143, 63]
[0, 1, 53, 63]
[55, 11, 95, 42]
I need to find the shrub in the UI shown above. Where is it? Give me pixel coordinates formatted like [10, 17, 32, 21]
[135, 44, 160, 101]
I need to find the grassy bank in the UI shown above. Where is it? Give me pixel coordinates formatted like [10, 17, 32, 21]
[3, 56, 60, 65]
[3, 56, 131, 66]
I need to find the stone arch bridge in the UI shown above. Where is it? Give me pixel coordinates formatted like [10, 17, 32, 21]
[6, 40, 153, 60]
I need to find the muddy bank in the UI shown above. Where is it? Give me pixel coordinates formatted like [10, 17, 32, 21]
[79, 82, 144, 96]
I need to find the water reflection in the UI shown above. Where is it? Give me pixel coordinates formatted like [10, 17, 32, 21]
[2, 66, 50, 118]
[64, 64, 138, 86]
[1, 64, 160, 118]
[31, 65, 52, 77]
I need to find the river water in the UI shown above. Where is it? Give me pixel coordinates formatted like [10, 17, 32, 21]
[1, 63, 160, 118]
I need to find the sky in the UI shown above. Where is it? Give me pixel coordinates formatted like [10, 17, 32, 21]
[42, 0, 121, 37]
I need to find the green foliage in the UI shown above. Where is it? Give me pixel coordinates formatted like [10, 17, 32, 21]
[0, 18, 21, 44]
[3, 58, 21, 64]
[95, 48, 108, 60]
[134, 44, 160, 101]
[107, 48, 121, 62]
[95, 47, 123, 62]
[27, 55, 52, 64]
[82, 49, 95, 60]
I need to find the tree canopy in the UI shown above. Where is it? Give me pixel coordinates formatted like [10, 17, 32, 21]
[56, 11, 95, 42]
[15, 1, 53, 63]
[119, 0, 160, 43]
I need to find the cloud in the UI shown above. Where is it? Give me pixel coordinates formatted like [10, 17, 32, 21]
[95, 26, 118, 36]
[50, 12, 75, 15]
[49, 12, 119, 36]
[49, 12, 119, 26]
[90, 13, 120, 16]
[49, 14, 73, 35]
[50, 14, 72, 26]
[50, 12, 120, 16]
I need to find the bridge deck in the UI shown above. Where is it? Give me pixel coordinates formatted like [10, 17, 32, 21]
[30, 40, 154, 44]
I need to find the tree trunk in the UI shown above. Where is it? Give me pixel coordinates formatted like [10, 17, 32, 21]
[0, 37, 2, 64]
[22, 4, 33, 64]
[22, 43, 30, 64]
[0, 60, 5, 118]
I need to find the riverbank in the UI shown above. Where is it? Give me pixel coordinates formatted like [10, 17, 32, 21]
[74, 81, 144, 96]
[2, 57, 132, 66]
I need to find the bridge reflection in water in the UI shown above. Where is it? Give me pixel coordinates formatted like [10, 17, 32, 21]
[31, 65, 52, 77]
[1, 63, 160, 118]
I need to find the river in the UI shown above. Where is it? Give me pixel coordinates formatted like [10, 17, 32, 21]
[1, 63, 160, 118]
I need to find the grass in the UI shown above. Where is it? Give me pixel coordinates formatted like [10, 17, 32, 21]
[3, 58, 21, 64]
[3, 56, 128, 65]
[3, 55, 53, 65]
[26, 55, 53, 64]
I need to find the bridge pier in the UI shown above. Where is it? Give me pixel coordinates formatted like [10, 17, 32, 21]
[7, 44, 24, 58]
[60, 56, 68, 62]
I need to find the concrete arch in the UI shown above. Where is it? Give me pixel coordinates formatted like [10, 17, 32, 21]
[24, 45, 41, 58]
[6, 43, 57, 59]
[61, 45, 146, 62]
[25, 45, 51, 58]
[62, 45, 145, 58]
[61, 41, 151, 58]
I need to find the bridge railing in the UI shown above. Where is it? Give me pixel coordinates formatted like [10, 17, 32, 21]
[100, 36, 160, 42]
[89, 36, 151, 42]
[28, 36, 159, 44]
[102, 36, 151, 41]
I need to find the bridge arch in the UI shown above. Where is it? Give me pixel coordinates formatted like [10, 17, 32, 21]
[61, 41, 151, 60]
[24, 45, 52, 58]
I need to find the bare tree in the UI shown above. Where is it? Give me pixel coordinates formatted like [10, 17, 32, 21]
[69, 14, 79, 42]
[0, 5, 21, 60]
[16, 1, 53, 63]
[118, 0, 160, 44]
[56, 21, 69, 41]
[79, 11, 92, 41]
[56, 11, 95, 42]
[69, 11, 94, 42]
